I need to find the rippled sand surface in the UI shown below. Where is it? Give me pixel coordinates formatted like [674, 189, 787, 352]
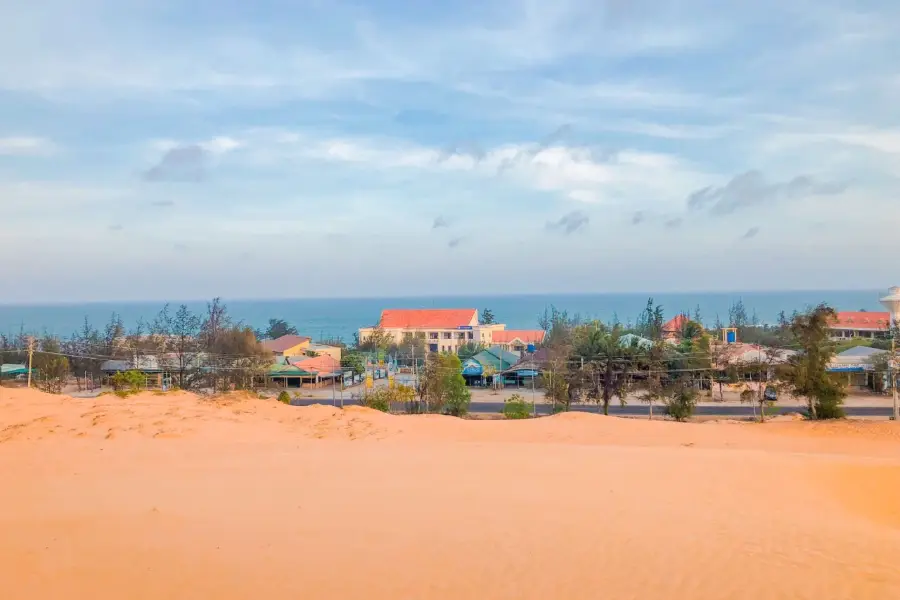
[2, 388, 899, 599]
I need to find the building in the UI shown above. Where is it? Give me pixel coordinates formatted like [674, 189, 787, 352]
[1, 364, 30, 379]
[461, 347, 520, 385]
[827, 346, 888, 390]
[491, 330, 546, 354]
[827, 311, 890, 340]
[358, 309, 507, 354]
[306, 343, 343, 361]
[268, 354, 343, 388]
[661, 314, 690, 341]
[261, 335, 313, 357]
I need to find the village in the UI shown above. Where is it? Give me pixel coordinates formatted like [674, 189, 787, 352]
[3, 289, 899, 419]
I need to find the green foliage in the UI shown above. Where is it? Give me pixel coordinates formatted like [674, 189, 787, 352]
[110, 370, 145, 394]
[363, 384, 416, 413]
[540, 367, 571, 412]
[739, 388, 755, 404]
[277, 390, 291, 404]
[341, 352, 366, 376]
[664, 382, 697, 422]
[783, 304, 846, 419]
[264, 318, 298, 340]
[481, 308, 496, 325]
[502, 393, 531, 419]
[359, 326, 393, 352]
[457, 342, 487, 361]
[420, 353, 471, 416]
[362, 389, 392, 412]
[570, 324, 635, 415]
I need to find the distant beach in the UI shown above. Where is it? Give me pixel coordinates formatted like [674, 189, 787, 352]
[0, 290, 885, 342]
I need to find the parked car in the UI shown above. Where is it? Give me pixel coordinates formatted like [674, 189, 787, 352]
[764, 386, 778, 402]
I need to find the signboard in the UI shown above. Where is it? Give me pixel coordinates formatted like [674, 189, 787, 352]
[388, 375, 395, 389]
[458, 325, 473, 330]
[365, 374, 374, 389]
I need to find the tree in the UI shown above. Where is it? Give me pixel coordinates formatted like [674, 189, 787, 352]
[639, 342, 666, 419]
[358, 326, 392, 352]
[783, 304, 846, 419]
[728, 299, 749, 329]
[418, 353, 471, 416]
[571, 324, 637, 415]
[481, 309, 496, 325]
[664, 380, 697, 422]
[168, 304, 200, 389]
[457, 341, 487, 361]
[206, 326, 271, 391]
[341, 352, 365, 376]
[102, 312, 126, 358]
[32, 336, 70, 394]
[264, 318, 298, 340]
[110, 370, 146, 395]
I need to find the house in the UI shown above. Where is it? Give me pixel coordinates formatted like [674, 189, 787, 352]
[306, 343, 342, 361]
[1, 364, 30, 379]
[261, 335, 312, 357]
[460, 346, 520, 384]
[269, 354, 343, 388]
[491, 330, 546, 354]
[100, 356, 166, 388]
[358, 309, 507, 354]
[828, 346, 889, 390]
[661, 314, 690, 341]
[827, 311, 890, 340]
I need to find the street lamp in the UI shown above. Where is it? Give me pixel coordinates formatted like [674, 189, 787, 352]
[879, 286, 900, 421]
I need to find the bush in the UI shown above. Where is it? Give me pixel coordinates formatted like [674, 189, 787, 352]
[277, 390, 291, 404]
[664, 384, 697, 422]
[502, 394, 531, 419]
[110, 370, 145, 393]
[361, 389, 391, 413]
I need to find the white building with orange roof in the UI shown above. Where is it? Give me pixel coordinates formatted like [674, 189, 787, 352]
[827, 311, 890, 340]
[358, 309, 520, 354]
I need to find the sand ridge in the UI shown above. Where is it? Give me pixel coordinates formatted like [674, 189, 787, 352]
[2, 387, 900, 599]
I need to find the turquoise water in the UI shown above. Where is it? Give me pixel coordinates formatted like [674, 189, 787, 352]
[0, 290, 885, 343]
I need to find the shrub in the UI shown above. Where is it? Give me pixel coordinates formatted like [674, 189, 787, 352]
[361, 389, 391, 413]
[277, 390, 291, 404]
[110, 370, 145, 393]
[502, 394, 531, 419]
[664, 384, 697, 422]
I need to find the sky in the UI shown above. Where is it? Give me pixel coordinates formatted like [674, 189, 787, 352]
[1, 0, 898, 302]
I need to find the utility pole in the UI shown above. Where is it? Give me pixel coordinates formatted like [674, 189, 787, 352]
[878, 287, 900, 421]
[892, 331, 898, 421]
[26, 336, 34, 389]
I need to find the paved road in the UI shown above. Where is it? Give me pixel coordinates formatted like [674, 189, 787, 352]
[290, 398, 897, 418]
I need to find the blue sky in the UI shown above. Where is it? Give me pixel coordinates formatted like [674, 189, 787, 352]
[1, 0, 898, 302]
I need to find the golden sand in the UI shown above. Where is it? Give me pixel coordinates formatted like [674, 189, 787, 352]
[2, 388, 899, 599]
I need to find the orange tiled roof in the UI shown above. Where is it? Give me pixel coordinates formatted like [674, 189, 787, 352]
[379, 309, 477, 329]
[261, 335, 311, 353]
[288, 354, 341, 374]
[492, 330, 546, 344]
[662, 314, 690, 333]
[830, 311, 890, 331]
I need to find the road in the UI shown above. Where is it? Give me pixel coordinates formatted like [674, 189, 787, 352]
[289, 398, 897, 418]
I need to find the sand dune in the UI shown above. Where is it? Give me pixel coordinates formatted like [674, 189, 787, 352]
[1, 388, 899, 599]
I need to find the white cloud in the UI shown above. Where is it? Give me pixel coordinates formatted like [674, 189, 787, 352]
[0, 136, 58, 156]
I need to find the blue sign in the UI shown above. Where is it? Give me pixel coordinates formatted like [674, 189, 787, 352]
[458, 325, 473, 330]
[526, 344, 536, 353]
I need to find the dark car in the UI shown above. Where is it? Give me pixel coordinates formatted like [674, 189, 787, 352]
[764, 386, 778, 402]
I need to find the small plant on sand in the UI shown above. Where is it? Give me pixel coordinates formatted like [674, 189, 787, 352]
[110, 370, 145, 397]
[502, 394, 531, 419]
[664, 382, 697, 422]
[361, 388, 392, 413]
[277, 390, 291, 404]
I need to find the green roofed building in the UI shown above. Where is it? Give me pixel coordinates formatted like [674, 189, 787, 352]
[1, 364, 30, 379]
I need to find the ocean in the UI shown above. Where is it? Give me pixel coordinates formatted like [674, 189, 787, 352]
[0, 290, 887, 343]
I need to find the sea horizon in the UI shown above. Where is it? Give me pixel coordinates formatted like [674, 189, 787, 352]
[0, 289, 888, 344]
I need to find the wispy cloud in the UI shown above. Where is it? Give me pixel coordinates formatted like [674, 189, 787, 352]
[432, 216, 449, 229]
[447, 236, 465, 249]
[0, 136, 58, 156]
[546, 210, 589, 234]
[741, 226, 760, 240]
[687, 171, 847, 216]
[143, 145, 209, 182]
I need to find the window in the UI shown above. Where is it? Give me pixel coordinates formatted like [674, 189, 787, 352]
[456, 332, 466, 340]
[467, 332, 474, 340]
[429, 344, 438, 352]
[442, 332, 452, 339]
[429, 332, 439, 340]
